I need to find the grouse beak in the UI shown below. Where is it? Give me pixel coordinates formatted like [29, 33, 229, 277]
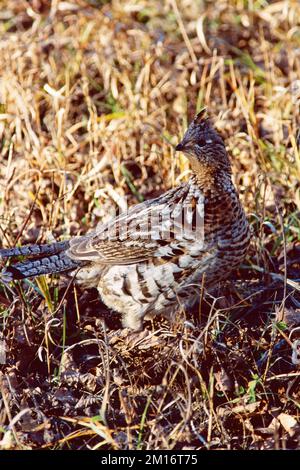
[175, 142, 184, 151]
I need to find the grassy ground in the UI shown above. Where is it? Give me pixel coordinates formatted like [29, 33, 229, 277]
[0, 0, 300, 450]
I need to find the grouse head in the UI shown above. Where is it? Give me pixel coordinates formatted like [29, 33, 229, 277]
[175, 110, 232, 178]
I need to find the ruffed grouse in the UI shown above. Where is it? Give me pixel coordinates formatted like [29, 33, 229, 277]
[0, 111, 250, 330]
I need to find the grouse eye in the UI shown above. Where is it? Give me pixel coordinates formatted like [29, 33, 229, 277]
[197, 137, 207, 147]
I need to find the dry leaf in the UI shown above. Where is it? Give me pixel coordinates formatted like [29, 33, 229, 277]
[214, 368, 233, 392]
[277, 413, 298, 436]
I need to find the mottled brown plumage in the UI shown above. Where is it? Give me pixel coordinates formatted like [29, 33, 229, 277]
[0, 111, 250, 330]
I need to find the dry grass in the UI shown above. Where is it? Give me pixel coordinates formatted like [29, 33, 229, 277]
[0, 0, 300, 450]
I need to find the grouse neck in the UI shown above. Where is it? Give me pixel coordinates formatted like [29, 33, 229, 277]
[190, 169, 235, 196]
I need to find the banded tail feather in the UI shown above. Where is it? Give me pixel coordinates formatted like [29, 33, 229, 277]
[0, 242, 82, 282]
[0, 240, 70, 259]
